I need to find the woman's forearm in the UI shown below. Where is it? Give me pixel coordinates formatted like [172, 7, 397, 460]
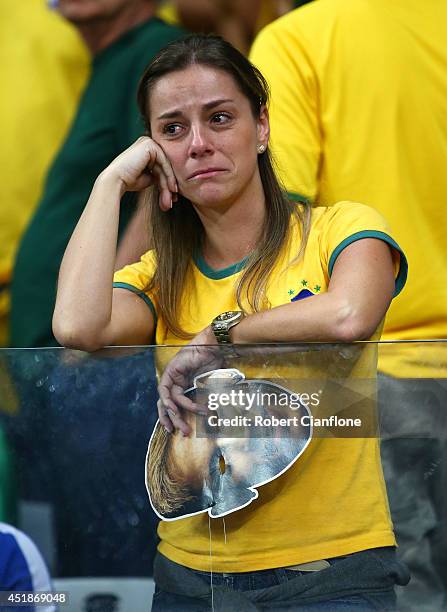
[52, 136, 176, 350]
[231, 292, 368, 345]
[52, 172, 125, 348]
[114, 196, 151, 271]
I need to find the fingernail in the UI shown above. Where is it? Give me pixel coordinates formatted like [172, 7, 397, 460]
[167, 408, 176, 418]
[170, 196, 173, 209]
[164, 426, 172, 434]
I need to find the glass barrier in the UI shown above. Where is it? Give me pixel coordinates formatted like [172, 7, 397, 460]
[0, 341, 445, 611]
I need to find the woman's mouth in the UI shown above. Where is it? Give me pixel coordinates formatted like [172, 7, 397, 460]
[187, 168, 227, 181]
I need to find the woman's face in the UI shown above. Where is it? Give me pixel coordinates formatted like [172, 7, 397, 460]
[148, 65, 269, 209]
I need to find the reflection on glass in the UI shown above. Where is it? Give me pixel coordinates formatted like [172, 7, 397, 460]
[0, 341, 445, 610]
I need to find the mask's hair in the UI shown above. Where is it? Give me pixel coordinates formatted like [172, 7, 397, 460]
[147, 426, 194, 516]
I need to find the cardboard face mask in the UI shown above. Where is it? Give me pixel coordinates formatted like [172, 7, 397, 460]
[146, 369, 312, 520]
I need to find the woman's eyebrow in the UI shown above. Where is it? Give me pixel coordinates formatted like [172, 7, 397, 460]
[156, 98, 234, 121]
[202, 98, 234, 111]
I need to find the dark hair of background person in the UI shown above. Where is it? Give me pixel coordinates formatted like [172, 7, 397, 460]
[137, 34, 311, 339]
[172, 0, 315, 54]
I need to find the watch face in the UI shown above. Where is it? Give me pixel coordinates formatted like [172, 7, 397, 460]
[216, 311, 241, 323]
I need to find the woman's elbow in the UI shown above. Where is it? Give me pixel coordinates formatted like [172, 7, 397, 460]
[52, 317, 104, 352]
[332, 302, 379, 343]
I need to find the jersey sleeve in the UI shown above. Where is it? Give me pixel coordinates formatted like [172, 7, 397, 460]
[321, 201, 408, 297]
[249, 17, 321, 202]
[113, 250, 158, 322]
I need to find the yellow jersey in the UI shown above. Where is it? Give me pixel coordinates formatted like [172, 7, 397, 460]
[114, 202, 407, 571]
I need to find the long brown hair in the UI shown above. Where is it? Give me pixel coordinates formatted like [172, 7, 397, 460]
[137, 35, 310, 339]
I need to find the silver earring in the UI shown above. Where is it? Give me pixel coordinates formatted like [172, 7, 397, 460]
[257, 144, 266, 154]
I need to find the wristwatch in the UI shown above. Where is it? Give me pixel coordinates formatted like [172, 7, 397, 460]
[211, 311, 244, 344]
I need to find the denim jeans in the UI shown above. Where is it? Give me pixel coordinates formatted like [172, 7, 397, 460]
[151, 547, 409, 611]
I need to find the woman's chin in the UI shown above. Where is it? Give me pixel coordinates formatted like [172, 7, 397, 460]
[185, 186, 236, 209]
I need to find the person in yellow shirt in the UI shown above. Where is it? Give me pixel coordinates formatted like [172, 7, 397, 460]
[52, 35, 409, 610]
[249, 3, 447, 609]
[0, 0, 89, 346]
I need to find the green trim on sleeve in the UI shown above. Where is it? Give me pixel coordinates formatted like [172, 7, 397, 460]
[113, 282, 158, 324]
[287, 191, 312, 205]
[328, 230, 408, 298]
[193, 252, 248, 280]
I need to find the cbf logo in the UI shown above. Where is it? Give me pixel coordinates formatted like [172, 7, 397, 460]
[288, 279, 321, 301]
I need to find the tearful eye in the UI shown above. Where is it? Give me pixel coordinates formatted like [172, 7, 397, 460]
[212, 112, 232, 124]
[163, 124, 182, 136]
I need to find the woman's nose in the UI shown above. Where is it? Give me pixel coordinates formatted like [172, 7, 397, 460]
[189, 125, 213, 158]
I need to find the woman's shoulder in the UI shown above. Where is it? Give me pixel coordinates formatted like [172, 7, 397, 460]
[309, 200, 391, 232]
[311, 200, 383, 220]
[113, 249, 157, 289]
[140, 248, 157, 267]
